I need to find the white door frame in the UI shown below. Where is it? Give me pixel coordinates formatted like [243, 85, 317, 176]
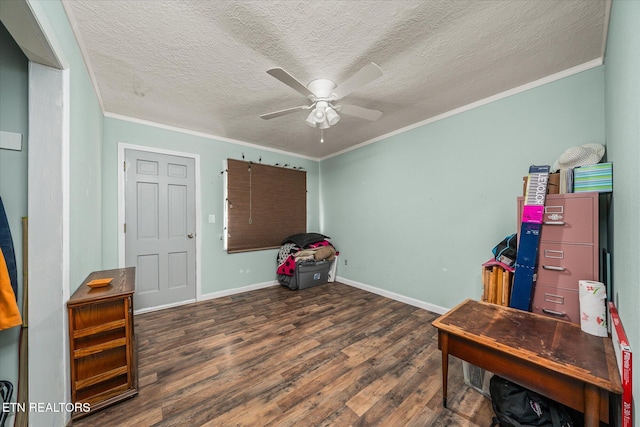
[117, 142, 202, 306]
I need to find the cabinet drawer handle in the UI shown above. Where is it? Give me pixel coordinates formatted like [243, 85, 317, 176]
[542, 265, 566, 271]
[543, 221, 566, 226]
[545, 206, 564, 214]
[542, 308, 567, 317]
[544, 293, 564, 304]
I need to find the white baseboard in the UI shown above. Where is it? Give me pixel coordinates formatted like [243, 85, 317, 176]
[134, 298, 197, 315]
[199, 280, 280, 302]
[134, 279, 447, 315]
[134, 281, 279, 314]
[336, 276, 449, 315]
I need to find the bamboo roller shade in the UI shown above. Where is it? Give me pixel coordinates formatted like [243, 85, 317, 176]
[227, 159, 306, 253]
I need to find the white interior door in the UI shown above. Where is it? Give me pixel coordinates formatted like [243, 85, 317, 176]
[125, 149, 196, 311]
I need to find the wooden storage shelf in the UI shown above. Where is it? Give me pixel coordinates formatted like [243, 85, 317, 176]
[73, 319, 127, 338]
[68, 267, 138, 419]
[76, 366, 129, 390]
[80, 383, 132, 407]
[73, 337, 127, 359]
[481, 261, 514, 306]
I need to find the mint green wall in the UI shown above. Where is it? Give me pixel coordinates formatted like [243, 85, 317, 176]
[51, 0, 104, 291]
[321, 67, 605, 310]
[102, 117, 320, 294]
[0, 21, 28, 407]
[67, 44, 104, 292]
[29, 0, 104, 291]
[605, 0, 640, 421]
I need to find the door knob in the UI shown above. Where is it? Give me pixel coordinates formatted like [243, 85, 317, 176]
[187, 232, 194, 239]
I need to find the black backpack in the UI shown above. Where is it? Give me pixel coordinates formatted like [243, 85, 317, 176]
[489, 375, 575, 427]
[492, 234, 517, 266]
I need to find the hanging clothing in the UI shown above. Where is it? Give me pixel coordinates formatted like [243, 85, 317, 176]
[0, 247, 21, 330]
[0, 197, 18, 299]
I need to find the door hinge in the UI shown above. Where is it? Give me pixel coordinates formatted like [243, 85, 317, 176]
[123, 161, 126, 172]
[124, 223, 126, 233]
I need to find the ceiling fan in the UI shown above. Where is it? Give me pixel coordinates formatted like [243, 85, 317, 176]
[260, 62, 384, 132]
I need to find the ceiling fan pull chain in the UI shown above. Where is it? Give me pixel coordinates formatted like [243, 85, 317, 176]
[248, 164, 252, 224]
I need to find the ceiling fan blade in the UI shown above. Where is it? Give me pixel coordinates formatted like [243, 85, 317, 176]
[266, 68, 315, 98]
[332, 62, 383, 99]
[259, 105, 311, 120]
[339, 104, 383, 121]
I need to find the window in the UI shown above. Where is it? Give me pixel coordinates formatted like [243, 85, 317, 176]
[225, 159, 306, 253]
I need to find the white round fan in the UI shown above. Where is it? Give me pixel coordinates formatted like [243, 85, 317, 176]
[260, 62, 383, 130]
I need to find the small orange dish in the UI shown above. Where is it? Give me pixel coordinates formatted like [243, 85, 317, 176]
[87, 278, 113, 288]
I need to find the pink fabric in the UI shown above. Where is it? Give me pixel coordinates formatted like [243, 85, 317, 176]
[277, 255, 297, 276]
[308, 240, 330, 249]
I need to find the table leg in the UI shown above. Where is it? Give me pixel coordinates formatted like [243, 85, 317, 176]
[440, 331, 449, 408]
[583, 383, 600, 427]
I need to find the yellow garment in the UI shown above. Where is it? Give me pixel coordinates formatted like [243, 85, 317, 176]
[0, 247, 22, 330]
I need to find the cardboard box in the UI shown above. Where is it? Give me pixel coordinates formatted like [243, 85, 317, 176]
[522, 172, 559, 196]
[573, 162, 613, 193]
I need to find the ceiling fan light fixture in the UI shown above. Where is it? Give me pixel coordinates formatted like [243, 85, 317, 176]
[305, 111, 317, 127]
[325, 106, 340, 126]
[313, 101, 328, 123]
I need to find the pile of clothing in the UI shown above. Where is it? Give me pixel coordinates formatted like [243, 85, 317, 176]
[277, 232, 337, 288]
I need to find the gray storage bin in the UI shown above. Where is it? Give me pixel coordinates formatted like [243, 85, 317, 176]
[280, 260, 331, 290]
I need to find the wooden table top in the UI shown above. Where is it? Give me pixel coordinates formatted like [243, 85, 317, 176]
[432, 299, 623, 394]
[68, 267, 135, 305]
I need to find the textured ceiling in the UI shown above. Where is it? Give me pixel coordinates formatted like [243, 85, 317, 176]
[62, 0, 609, 159]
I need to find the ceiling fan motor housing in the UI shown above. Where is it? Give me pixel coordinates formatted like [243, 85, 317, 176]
[307, 78, 338, 100]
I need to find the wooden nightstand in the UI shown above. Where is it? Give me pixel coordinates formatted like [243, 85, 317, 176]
[67, 267, 137, 419]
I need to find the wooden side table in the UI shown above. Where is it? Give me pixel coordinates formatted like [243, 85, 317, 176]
[432, 299, 622, 427]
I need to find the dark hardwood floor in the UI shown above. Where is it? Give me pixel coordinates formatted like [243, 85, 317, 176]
[70, 282, 494, 426]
